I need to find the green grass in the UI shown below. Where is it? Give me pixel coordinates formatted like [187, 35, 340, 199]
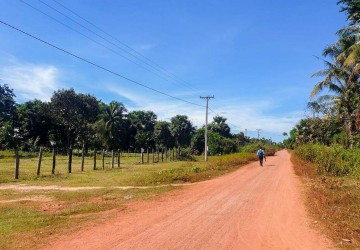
[0, 151, 257, 186]
[0, 150, 258, 249]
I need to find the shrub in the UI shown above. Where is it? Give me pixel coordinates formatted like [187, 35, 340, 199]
[294, 144, 360, 178]
[239, 143, 278, 156]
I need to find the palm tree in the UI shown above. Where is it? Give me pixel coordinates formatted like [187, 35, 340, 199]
[95, 101, 126, 149]
[311, 58, 357, 147]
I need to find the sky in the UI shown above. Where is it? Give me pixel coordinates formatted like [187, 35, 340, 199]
[0, 0, 347, 142]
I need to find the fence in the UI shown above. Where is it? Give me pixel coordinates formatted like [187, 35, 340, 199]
[11, 147, 183, 179]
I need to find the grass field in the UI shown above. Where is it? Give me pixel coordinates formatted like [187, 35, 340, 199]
[0, 150, 257, 249]
[291, 153, 360, 249]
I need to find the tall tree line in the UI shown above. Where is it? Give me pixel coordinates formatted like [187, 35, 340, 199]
[0, 86, 250, 155]
[285, 0, 360, 148]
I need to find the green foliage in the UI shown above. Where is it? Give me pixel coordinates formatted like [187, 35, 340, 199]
[208, 116, 231, 138]
[239, 143, 278, 156]
[149, 152, 257, 184]
[154, 121, 174, 149]
[50, 89, 100, 148]
[1, 87, 279, 159]
[208, 132, 236, 155]
[95, 101, 127, 149]
[128, 110, 157, 148]
[294, 144, 360, 178]
[170, 115, 194, 148]
[292, 117, 343, 146]
[16, 100, 52, 150]
[190, 127, 205, 155]
[0, 84, 16, 123]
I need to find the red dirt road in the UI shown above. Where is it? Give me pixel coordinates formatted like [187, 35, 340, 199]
[45, 150, 331, 250]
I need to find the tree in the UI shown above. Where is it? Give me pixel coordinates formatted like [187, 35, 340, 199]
[154, 121, 174, 149]
[208, 132, 236, 155]
[16, 100, 53, 150]
[128, 111, 157, 149]
[208, 116, 231, 138]
[191, 127, 205, 155]
[95, 101, 127, 149]
[50, 89, 100, 149]
[232, 132, 249, 147]
[0, 84, 16, 123]
[311, 57, 358, 147]
[170, 115, 194, 148]
[310, 0, 360, 147]
[0, 84, 20, 150]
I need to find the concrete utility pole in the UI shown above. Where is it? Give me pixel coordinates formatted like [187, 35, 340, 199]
[200, 95, 214, 161]
[256, 129, 262, 140]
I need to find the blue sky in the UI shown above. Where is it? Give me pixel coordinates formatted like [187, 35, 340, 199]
[0, 0, 346, 141]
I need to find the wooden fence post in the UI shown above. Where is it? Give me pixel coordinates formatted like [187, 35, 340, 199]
[111, 150, 115, 168]
[147, 148, 149, 164]
[93, 148, 97, 170]
[14, 149, 20, 179]
[52, 148, 56, 175]
[102, 149, 105, 170]
[81, 144, 85, 171]
[117, 149, 120, 168]
[37, 147, 43, 177]
[152, 148, 154, 163]
[68, 147, 73, 173]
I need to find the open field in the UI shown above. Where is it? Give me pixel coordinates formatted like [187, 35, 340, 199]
[0, 151, 257, 249]
[291, 153, 360, 249]
[0, 151, 256, 186]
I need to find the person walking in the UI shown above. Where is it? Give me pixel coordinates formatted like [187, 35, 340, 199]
[257, 147, 266, 166]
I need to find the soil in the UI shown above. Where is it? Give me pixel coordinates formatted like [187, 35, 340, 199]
[41, 150, 332, 249]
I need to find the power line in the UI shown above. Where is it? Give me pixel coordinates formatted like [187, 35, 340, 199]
[36, 0, 196, 91]
[48, 0, 199, 91]
[0, 20, 204, 108]
[19, 0, 189, 90]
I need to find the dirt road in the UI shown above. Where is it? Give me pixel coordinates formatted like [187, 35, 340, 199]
[45, 150, 331, 250]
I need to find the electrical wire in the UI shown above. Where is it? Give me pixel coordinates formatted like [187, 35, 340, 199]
[0, 20, 204, 108]
[19, 0, 189, 89]
[48, 0, 199, 91]
[37, 0, 196, 91]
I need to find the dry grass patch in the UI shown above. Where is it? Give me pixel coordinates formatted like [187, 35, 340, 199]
[0, 186, 178, 250]
[291, 153, 360, 249]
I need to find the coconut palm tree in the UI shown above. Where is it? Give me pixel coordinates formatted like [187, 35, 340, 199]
[95, 101, 127, 149]
[311, 58, 357, 147]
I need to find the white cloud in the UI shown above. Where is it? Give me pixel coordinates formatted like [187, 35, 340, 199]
[106, 85, 303, 139]
[133, 43, 156, 52]
[1, 63, 61, 101]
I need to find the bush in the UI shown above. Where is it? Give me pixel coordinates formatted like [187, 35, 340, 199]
[294, 144, 360, 178]
[239, 143, 278, 156]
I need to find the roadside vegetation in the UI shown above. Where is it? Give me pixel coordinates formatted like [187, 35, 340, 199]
[282, 1, 360, 248]
[291, 153, 360, 249]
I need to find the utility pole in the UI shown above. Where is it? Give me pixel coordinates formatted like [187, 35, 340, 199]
[256, 129, 262, 140]
[245, 129, 247, 137]
[200, 95, 214, 161]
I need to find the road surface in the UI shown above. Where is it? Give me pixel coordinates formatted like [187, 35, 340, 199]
[45, 150, 331, 250]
